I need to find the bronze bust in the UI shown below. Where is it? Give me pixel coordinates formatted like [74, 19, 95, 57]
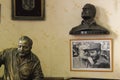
[69, 3, 110, 35]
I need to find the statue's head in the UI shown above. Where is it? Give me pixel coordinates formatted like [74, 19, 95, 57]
[17, 36, 33, 57]
[81, 3, 96, 20]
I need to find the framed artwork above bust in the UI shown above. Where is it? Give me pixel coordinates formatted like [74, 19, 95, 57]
[12, 0, 45, 20]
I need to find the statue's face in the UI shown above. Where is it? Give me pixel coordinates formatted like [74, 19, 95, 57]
[82, 6, 95, 20]
[18, 40, 31, 57]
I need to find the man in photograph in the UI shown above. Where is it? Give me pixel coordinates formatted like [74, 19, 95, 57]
[79, 43, 110, 68]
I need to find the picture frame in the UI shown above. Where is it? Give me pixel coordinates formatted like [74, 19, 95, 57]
[70, 38, 113, 72]
[12, 0, 45, 20]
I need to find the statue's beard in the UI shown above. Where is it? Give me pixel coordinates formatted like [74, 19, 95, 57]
[82, 15, 91, 20]
[18, 51, 30, 57]
[81, 12, 94, 20]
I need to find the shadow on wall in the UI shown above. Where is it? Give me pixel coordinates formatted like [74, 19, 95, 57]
[95, 6, 117, 38]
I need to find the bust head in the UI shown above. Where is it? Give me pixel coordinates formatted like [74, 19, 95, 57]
[81, 3, 96, 20]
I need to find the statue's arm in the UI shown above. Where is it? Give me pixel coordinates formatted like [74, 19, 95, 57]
[0, 50, 5, 67]
[32, 61, 44, 80]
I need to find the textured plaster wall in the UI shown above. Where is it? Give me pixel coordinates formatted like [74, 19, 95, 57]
[0, 0, 120, 79]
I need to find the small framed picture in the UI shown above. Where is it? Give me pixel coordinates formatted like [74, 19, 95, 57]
[12, 0, 45, 20]
[70, 38, 113, 72]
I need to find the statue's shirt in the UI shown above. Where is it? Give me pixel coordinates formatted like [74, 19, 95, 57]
[0, 48, 44, 80]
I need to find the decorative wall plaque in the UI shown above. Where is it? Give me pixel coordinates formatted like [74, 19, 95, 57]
[12, 0, 45, 20]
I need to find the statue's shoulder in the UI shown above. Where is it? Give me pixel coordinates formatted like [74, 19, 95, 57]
[31, 52, 40, 62]
[3, 48, 17, 52]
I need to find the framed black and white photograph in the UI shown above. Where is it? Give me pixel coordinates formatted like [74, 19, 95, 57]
[70, 38, 113, 72]
[12, 0, 45, 20]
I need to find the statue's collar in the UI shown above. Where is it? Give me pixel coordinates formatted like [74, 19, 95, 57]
[81, 19, 96, 25]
